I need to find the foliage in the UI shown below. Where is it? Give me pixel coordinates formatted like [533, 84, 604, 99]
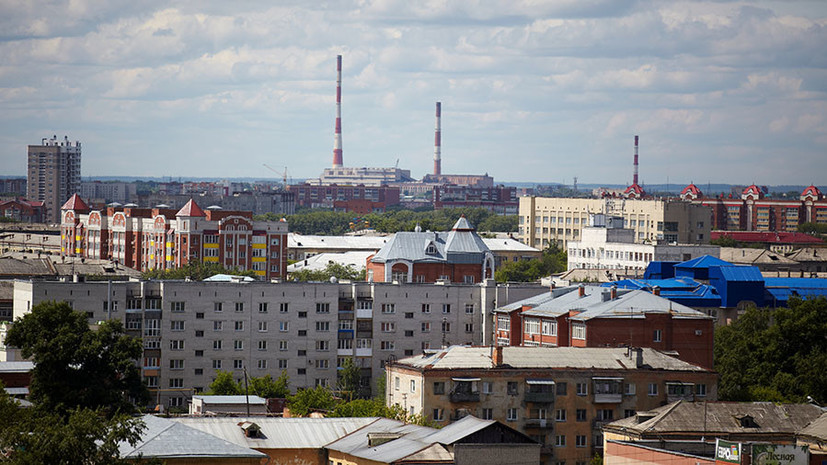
[709, 237, 767, 249]
[714, 296, 827, 403]
[287, 385, 338, 416]
[336, 358, 362, 399]
[0, 389, 150, 465]
[5, 301, 149, 417]
[208, 370, 290, 398]
[290, 262, 366, 282]
[798, 222, 827, 236]
[329, 397, 438, 427]
[281, 208, 518, 235]
[589, 453, 604, 465]
[495, 243, 567, 282]
[141, 260, 257, 281]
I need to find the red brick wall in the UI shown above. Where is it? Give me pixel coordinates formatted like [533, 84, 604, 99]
[605, 440, 714, 465]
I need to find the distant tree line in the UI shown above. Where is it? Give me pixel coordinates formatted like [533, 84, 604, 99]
[256, 207, 518, 235]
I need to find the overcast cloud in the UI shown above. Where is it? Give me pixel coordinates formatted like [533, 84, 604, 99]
[1, 0, 825, 186]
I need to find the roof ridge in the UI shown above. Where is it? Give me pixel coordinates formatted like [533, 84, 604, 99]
[644, 400, 684, 431]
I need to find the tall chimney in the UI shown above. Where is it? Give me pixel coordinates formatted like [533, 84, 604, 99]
[633, 135, 639, 186]
[332, 55, 343, 168]
[434, 101, 442, 176]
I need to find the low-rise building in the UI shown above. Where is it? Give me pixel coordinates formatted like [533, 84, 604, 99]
[0, 198, 44, 223]
[386, 345, 718, 464]
[189, 395, 268, 415]
[494, 285, 714, 369]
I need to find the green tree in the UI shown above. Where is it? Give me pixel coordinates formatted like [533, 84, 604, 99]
[5, 301, 149, 417]
[141, 260, 257, 280]
[798, 222, 827, 236]
[495, 244, 567, 282]
[714, 296, 827, 403]
[207, 370, 242, 395]
[287, 385, 338, 416]
[337, 358, 362, 399]
[250, 371, 290, 398]
[290, 262, 366, 282]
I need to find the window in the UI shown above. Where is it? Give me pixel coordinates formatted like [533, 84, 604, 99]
[214, 302, 223, 312]
[213, 340, 223, 350]
[171, 301, 185, 313]
[278, 359, 288, 369]
[234, 340, 243, 350]
[279, 303, 289, 313]
[394, 377, 400, 391]
[257, 359, 267, 369]
[298, 350, 306, 356]
[169, 378, 184, 388]
[653, 329, 662, 342]
[168, 397, 184, 407]
[576, 409, 587, 422]
[298, 312, 307, 318]
[482, 382, 493, 394]
[144, 376, 158, 387]
[507, 381, 518, 395]
[441, 321, 451, 332]
[233, 359, 244, 369]
[316, 359, 329, 369]
[433, 382, 445, 394]
[576, 383, 588, 396]
[481, 408, 493, 420]
[556, 382, 567, 396]
[556, 409, 567, 421]
[258, 340, 267, 351]
[213, 321, 223, 331]
[195, 350, 203, 357]
[170, 321, 184, 331]
[442, 304, 451, 314]
[576, 435, 587, 448]
[404, 330, 414, 337]
[410, 380, 416, 392]
[316, 321, 330, 332]
[169, 359, 184, 370]
[279, 321, 289, 332]
[380, 322, 396, 332]
[555, 435, 566, 447]
[169, 340, 184, 350]
[279, 340, 288, 351]
[381, 303, 395, 314]
[597, 409, 614, 421]
[648, 383, 658, 396]
[212, 359, 222, 369]
[316, 303, 330, 313]
[258, 321, 268, 332]
[404, 312, 414, 319]
[316, 340, 330, 351]
[497, 316, 510, 331]
[507, 408, 518, 422]
[234, 321, 244, 331]
[525, 318, 541, 335]
[572, 322, 586, 340]
[624, 409, 636, 418]
[380, 341, 395, 351]
[421, 322, 431, 332]
[465, 304, 474, 314]
[422, 304, 430, 313]
[258, 302, 268, 313]
[542, 320, 557, 336]
[433, 409, 444, 421]
[195, 312, 204, 320]
[625, 383, 636, 395]
[465, 323, 473, 333]
[696, 384, 707, 397]
[235, 302, 244, 312]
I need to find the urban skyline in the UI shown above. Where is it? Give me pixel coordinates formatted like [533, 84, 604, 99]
[1, 1, 826, 185]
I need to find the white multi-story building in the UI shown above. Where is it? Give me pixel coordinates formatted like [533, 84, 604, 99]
[8, 279, 545, 409]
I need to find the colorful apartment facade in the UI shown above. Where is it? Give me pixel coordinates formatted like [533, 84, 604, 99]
[60, 195, 288, 280]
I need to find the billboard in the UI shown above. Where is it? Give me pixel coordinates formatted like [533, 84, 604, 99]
[752, 444, 809, 465]
[716, 439, 742, 464]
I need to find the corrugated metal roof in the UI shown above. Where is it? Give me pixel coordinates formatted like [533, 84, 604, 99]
[711, 265, 764, 281]
[481, 238, 540, 253]
[193, 395, 267, 405]
[173, 416, 378, 449]
[288, 233, 388, 250]
[0, 361, 34, 373]
[398, 346, 710, 372]
[675, 255, 731, 269]
[120, 415, 266, 459]
[371, 228, 491, 265]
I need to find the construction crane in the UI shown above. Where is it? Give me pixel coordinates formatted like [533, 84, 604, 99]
[262, 164, 290, 186]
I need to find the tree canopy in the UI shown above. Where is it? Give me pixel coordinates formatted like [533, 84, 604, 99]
[5, 301, 149, 417]
[289, 262, 366, 282]
[141, 260, 257, 281]
[208, 370, 290, 398]
[495, 243, 567, 282]
[714, 296, 827, 403]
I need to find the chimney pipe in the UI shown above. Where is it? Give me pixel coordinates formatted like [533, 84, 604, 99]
[434, 102, 441, 176]
[493, 345, 503, 367]
[633, 135, 639, 186]
[332, 55, 343, 168]
[653, 285, 660, 296]
[578, 284, 585, 298]
[610, 285, 617, 300]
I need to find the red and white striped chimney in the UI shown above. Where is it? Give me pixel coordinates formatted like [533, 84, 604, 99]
[332, 55, 343, 168]
[434, 101, 442, 176]
[633, 135, 639, 186]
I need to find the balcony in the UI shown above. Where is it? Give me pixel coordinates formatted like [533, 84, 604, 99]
[524, 391, 556, 403]
[525, 418, 555, 429]
[593, 377, 623, 403]
[449, 391, 480, 403]
[356, 308, 372, 319]
[525, 379, 556, 404]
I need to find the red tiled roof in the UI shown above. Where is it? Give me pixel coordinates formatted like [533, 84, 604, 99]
[681, 184, 702, 196]
[61, 194, 89, 212]
[802, 185, 822, 199]
[711, 230, 823, 244]
[176, 199, 206, 217]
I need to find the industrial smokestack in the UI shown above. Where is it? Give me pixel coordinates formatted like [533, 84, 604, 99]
[333, 55, 343, 168]
[434, 102, 442, 176]
[633, 135, 639, 186]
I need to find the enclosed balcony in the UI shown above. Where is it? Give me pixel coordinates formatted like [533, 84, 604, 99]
[449, 378, 480, 403]
[525, 418, 555, 429]
[666, 382, 695, 403]
[524, 379, 556, 403]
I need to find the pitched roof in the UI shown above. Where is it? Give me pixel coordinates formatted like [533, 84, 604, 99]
[452, 216, 475, 231]
[370, 220, 491, 265]
[719, 248, 798, 266]
[176, 198, 206, 217]
[675, 254, 732, 269]
[802, 185, 822, 199]
[604, 401, 822, 437]
[799, 411, 827, 441]
[60, 193, 89, 211]
[120, 415, 266, 459]
[397, 346, 711, 372]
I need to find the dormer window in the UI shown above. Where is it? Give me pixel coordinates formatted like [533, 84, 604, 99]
[427, 244, 436, 254]
[737, 415, 759, 428]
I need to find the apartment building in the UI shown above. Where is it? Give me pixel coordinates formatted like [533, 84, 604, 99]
[519, 196, 711, 250]
[8, 279, 546, 408]
[386, 345, 717, 464]
[60, 196, 288, 280]
[27, 135, 82, 224]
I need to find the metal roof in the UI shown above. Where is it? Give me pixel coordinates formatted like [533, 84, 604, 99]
[481, 237, 540, 253]
[0, 361, 34, 373]
[288, 233, 388, 250]
[675, 255, 731, 269]
[192, 395, 266, 405]
[286, 251, 372, 273]
[120, 415, 266, 459]
[800, 412, 827, 441]
[370, 228, 492, 265]
[710, 265, 764, 281]
[172, 416, 378, 449]
[397, 346, 710, 372]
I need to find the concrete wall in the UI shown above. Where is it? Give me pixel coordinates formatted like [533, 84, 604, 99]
[454, 443, 541, 465]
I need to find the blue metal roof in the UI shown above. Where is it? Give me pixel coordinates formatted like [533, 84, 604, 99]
[675, 255, 731, 269]
[710, 265, 764, 281]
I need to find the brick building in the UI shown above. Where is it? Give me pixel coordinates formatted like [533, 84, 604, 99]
[366, 217, 496, 284]
[287, 184, 400, 213]
[386, 345, 717, 464]
[60, 195, 288, 280]
[0, 198, 44, 223]
[433, 185, 518, 214]
[494, 285, 714, 369]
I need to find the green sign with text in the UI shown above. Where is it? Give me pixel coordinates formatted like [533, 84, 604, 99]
[716, 439, 742, 464]
[752, 444, 809, 465]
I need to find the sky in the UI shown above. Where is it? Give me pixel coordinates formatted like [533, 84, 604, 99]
[1, 0, 826, 186]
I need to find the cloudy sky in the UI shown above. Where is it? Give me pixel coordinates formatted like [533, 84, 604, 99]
[1, 0, 826, 186]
